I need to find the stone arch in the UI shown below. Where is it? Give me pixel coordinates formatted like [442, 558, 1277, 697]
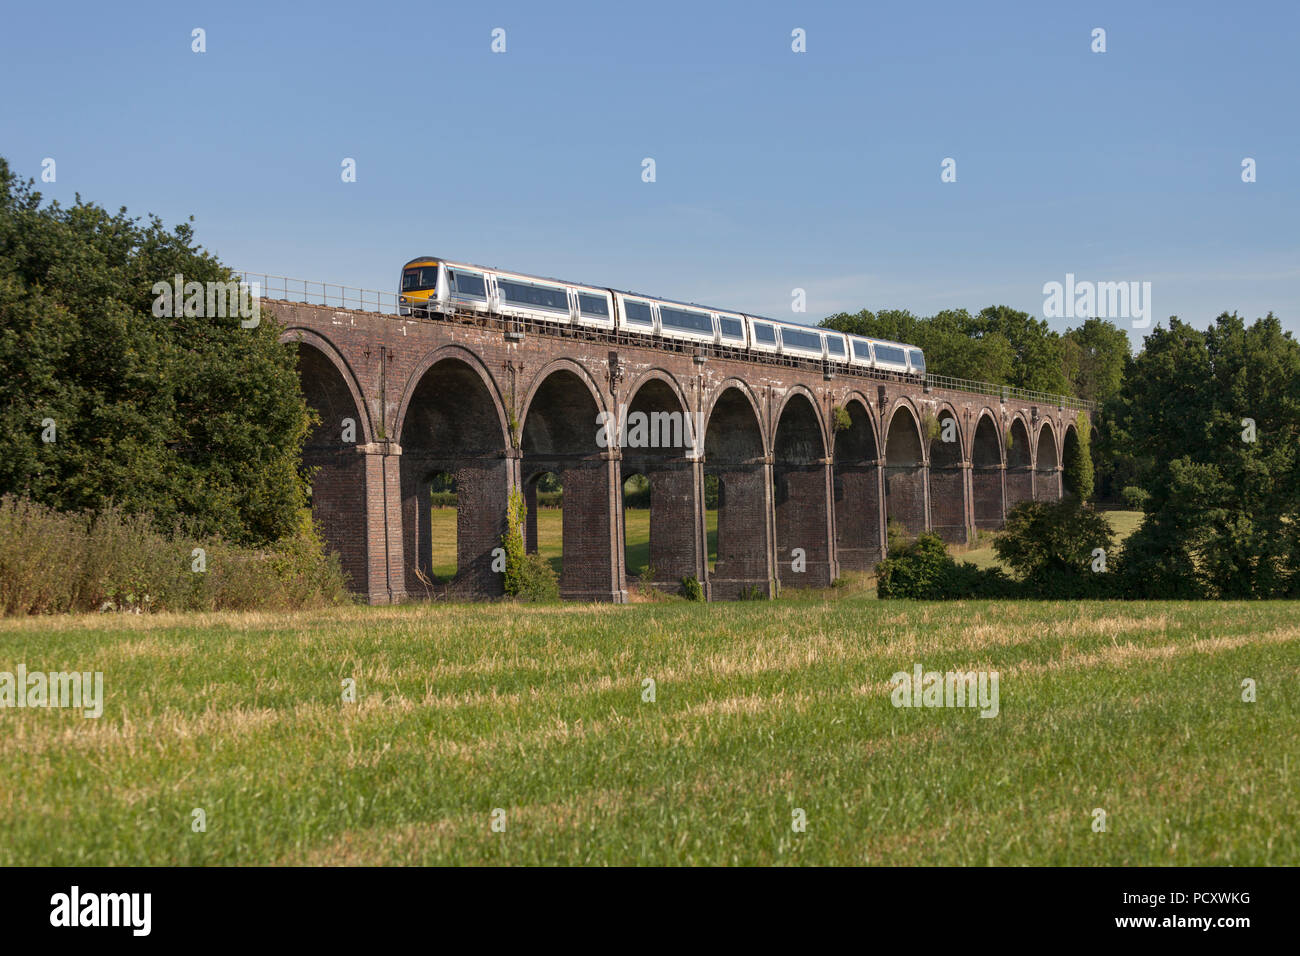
[884, 401, 927, 538]
[620, 371, 701, 590]
[395, 344, 510, 452]
[290, 335, 372, 594]
[520, 364, 614, 600]
[281, 328, 374, 444]
[1006, 414, 1034, 509]
[1035, 420, 1061, 500]
[928, 402, 968, 543]
[971, 409, 1005, 530]
[833, 394, 883, 570]
[773, 389, 833, 587]
[703, 383, 771, 599]
[1062, 421, 1085, 498]
[399, 355, 510, 598]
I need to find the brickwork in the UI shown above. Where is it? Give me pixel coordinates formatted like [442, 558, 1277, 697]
[273, 301, 1085, 603]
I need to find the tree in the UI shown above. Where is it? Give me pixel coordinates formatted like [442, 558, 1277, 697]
[1113, 314, 1300, 598]
[994, 498, 1115, 597]
[1063, 318, 1130, 406]
[0, 157, 313, 546]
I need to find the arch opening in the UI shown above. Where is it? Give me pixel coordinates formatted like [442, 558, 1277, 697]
[521, 368, 614, 600]
[703, 387, 770, 599]
[972, 414, 1005, 530]
[1006, 417, 1034, 510]
[928, 408, 968, 544]
[1035, 423, 1060, 501]
[773, 393, 833, 587]
[832, 399, 883, 571]
[884, 405, 927, 539]
[399, 357, 508, 598]
[619, 377, 701, 592]
[295, 342, 369, 594]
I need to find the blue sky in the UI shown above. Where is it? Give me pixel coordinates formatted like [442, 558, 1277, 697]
[3, 0, 1297, 343]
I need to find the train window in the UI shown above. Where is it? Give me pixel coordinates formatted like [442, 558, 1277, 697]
[781, 327, 822, 352]
[752, 322, 776, 345]
[450, 271, 486, 298]
[660, 306, 713, 335]
[718, 316, 744, 339]
[852, 339, 872, 361]
[578, 293, 610, 319]
[498, 277, 568, 312]
[875, 344, 906, 365]
[402, 267, 437, 292]
[909, 349, 926, 371]
[623, 299, 654, 326]
[826, 336, 846, 357]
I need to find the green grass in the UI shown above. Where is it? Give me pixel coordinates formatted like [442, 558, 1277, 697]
[2, 596, 1296, 865]
[428, 507, 718, 580]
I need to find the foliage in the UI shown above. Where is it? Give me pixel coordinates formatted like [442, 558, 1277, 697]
[993, 498, 1116, 598]
[1121, 485, 1149, 511]
[0, 158, 314, 547]
[680, 575, 703, 601]
[1062, 409, 1094, 499]
[1111, 314, 1300, 598]
[502, 488, 527, 596]
[0, 495, 345, 615]
[876, 532, 1013, 599]
[831, 405, 851, 432]
[517, 553, 559, 602]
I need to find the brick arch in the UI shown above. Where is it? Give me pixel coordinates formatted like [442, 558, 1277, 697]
[928, 401, 967, 543]
[971, 408, 1006, 530]
[280, 327, 374, 444]
[703, 382, 771, 599]
[1035, 419, 1060, 500]
[1006, 413, 1034, 509]
[619, 368, 700, 590]
[703, 377, 769, 461]
[833, 391, 884, 570]
[840, 390, 883, 457]
[884, 400, 927, 537]
[395, 344, 510, 453]
[520, 360, 614, 601]
[1062, 419, 1084, 498]
[772, 385, 829, 461]
[397, 351, 512, 599]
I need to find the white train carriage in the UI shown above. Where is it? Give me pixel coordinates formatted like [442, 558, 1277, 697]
[656, 300, 718, 345]
[847, 335, 875, 369]
[823, 331, 849, 364]
[614, 292, 657, 336]
[491, 269, 573, 325]
[714, 309, 748, 349]
[440, 261, 493, 315]
[572, 285, 616, 330]
[746, 316, 780, 354]
[774, 320, 827, 360]
[868, 338, 912, 375]
[906, 346, 926, 376]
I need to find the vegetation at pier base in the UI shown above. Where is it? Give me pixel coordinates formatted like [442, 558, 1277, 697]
[2, 598, 1295, 865]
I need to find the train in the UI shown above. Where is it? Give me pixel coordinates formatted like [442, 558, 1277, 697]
[399, 255, 926, 377]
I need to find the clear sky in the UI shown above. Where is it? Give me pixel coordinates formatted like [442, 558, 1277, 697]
[3, 1, 1297, 343]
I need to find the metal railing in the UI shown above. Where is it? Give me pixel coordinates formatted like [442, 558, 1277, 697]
[239, 270, 1094, 411]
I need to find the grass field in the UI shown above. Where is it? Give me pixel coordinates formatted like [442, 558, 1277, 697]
[2, 594, 1297, 865]
[429, 507, 719, 580]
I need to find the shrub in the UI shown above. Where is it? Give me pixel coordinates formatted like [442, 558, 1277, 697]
[994, 498, 1117, 598]
[0, 495, 346, 615]
[876, 532, 1014, 600]
[501, 488, 527, 596]
[1121, 485, 1150, 511]
[517, 554, 559, 602]
[681, 575, 703, 601]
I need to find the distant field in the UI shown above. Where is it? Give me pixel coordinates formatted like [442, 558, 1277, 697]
[2, 596, 1296, 865]
[428, 507, 718, 580]
[959, 509, 1143, 571]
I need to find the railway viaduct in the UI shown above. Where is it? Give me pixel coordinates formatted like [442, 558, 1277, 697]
[264, 293, 1091, 604]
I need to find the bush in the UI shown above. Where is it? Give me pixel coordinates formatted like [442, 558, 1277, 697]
[1121, 485, 1150, 511]
[501, 489, 527, 596]
[876, 532, 1014, 600]
[517, 554, 559, 602]
[681, 575, 703, 601]
[994, 498, 1117, 598]
[0, 495, 347, 615]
